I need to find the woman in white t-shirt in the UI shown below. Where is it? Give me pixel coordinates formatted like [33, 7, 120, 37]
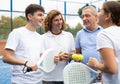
[88, 1, 120, 84]
[41, 10, 75, 84]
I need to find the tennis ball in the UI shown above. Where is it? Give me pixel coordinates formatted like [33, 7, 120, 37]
[77, 54, 84, 61]
[72, 54, 84, 61]
[72, 54, 77, 60]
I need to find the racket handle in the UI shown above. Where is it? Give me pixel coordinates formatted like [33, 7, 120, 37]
[26, 67, 32, 72]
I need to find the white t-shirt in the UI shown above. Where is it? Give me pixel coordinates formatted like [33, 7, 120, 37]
[97, 26, 120, 84]
[5, 27, 43, 84]
[41, 31, 75, 81]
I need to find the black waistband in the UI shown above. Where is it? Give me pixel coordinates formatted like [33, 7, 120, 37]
[42, 80, 64, 84]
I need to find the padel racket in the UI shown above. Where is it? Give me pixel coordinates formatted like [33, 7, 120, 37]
[24, 48, 57, 73]
[63, 62, 99, 84]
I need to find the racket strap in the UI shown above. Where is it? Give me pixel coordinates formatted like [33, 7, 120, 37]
[22, 61, 32, 74]
[22, 66, 32, 74]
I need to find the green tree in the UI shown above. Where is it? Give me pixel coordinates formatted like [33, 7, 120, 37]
[65, 23, 83, 38]
[78, 5, 86, 18]
[36, 26, 44, 35]
[13, 16, 27, 28]
[0, 16, 27, 39]
[0, 16, 11, 29]
[0, 16, 11, 39]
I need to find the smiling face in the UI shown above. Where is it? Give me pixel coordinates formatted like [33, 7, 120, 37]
[51, 14, 63, 31]
[28, 10, 44, 28]
[97, 6, 107, 28]
[97, 1, 120, 28]
[81, 8, 97, 30]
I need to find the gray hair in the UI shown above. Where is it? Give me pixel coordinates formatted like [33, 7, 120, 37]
[82, 6, 97, 15]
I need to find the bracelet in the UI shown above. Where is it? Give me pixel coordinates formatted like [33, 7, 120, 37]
[24, 61, 28, 66]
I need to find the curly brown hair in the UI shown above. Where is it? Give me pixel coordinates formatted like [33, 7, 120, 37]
[43, 10, 67, 32]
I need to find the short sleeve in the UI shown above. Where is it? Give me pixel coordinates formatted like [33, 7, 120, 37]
[5, 29, 20, 50]
[97, 31, 113, 50]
